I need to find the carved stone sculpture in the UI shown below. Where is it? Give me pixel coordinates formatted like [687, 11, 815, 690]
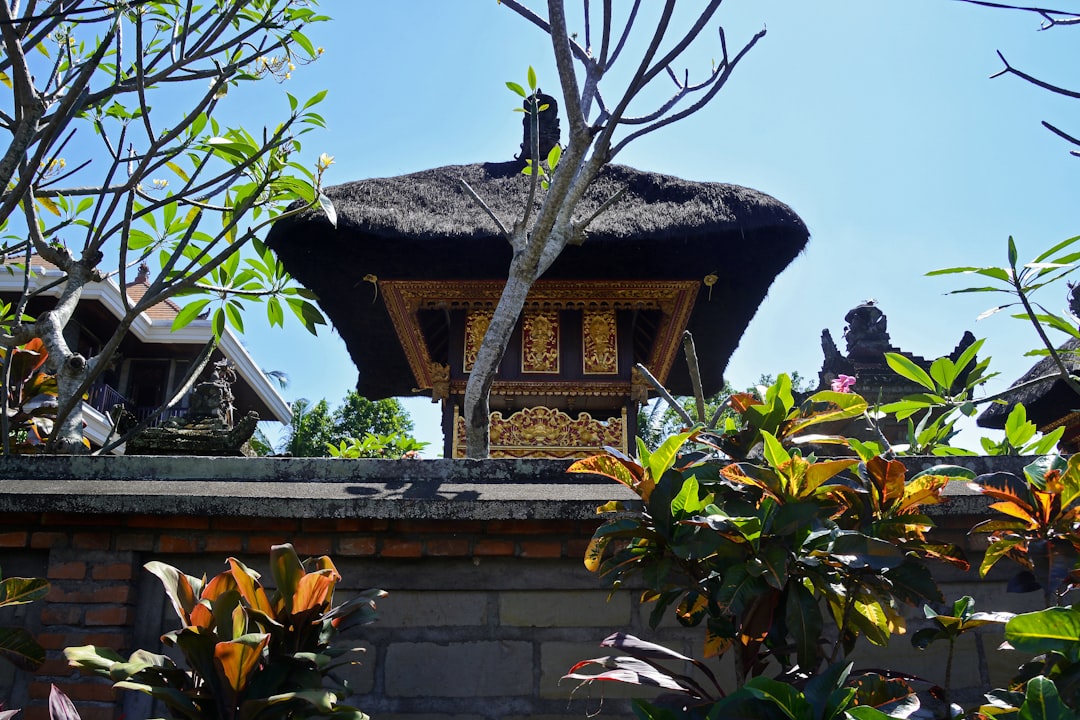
[843, 300, 892, 359]
[127, 360, 257, 456]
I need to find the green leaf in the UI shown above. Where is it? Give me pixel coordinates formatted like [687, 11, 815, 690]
[926, 266, 981, 276]
[751, 545, 790, 591]
[1005, 404, 1037, 447]
[647, 430, 693, 481]
[267, 297, 284, 328]
[762, 430, 790, 469]
[1008, 236, 1019, 269]
[974, 266, 1014, 283]
[0, 576, 48, 606]
[171, 299, 211, 331]
[506, 81, 527, 98]
[1018, 676, 1066, 720]
[527, 65, 537, 91]
[224, 302, 244, 334]
[303, 89, 328, 111]
[290, 29, 316, 58]
[269, 544, 305, 614]
[206, 137, 256, 161]
[127, 229, 156, 251]
[286, 298, 327, 335]
[928, 357, 958, 390]
[786, 579, 822, 671]
[846, 706, 899, 720]
[670, 474, 706, 516]
[144, 561, 203, 624]
[212, 307, 226, 339]
[1006, 608, 1080, 660]
[742, 676, 813, 720]
[274, 176, 316, 203]
[547, 144, 561, 168]
[788, 390, 869, 436]
[165, 161, 190, 183]
[714, 565, 766, 615]
[1035, 235, 1080, 263]
[884, 353, 936, 392]
[0, 627, 44, 671]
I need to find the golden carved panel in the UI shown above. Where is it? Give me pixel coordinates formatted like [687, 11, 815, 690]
[463, 309, 492, 372]
[583, 309, 618, 374]
[521, 310, 560, 373]
[452, 406, 627, 459]
[381, 279, 697, 392]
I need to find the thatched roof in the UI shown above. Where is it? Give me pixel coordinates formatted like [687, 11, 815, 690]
[977, 338, 1080, 430]
[267, 162, 808, 400]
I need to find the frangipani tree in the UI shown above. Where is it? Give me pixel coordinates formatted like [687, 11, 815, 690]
[462, 0, 765, 457]
[0, 0, 332, 453]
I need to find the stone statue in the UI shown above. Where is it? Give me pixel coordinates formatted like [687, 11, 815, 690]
[185, 360, 236, 426]
[127, 359, 257, 456]
[843, 300, 892, 359]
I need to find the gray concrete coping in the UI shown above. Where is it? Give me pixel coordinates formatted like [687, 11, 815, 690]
[0, 454, 1038, 520]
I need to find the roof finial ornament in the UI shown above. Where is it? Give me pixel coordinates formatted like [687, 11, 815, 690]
[517, 90, 560, 165]
[134, 263, 150, 285]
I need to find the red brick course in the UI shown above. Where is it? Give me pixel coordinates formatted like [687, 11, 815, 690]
[47, 561, 86, 580]
[0, 531, 28, 547]
[380, 539, 423, 558]
[337, 536, 377, 556]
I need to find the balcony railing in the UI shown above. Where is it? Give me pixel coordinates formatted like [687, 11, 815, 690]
[86, 383, 131, 416]
[86, 384, 189, 428]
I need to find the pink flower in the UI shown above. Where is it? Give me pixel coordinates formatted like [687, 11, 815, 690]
[831, 374, 856, 393]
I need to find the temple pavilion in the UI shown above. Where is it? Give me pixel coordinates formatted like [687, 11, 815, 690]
[267, 101, 809, 458]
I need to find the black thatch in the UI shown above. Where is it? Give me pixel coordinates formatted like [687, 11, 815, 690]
[977, 337, 1080, 429]
[267, 162, 808, 400]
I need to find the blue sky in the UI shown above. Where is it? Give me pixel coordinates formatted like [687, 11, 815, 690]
[224, 1, 1080, 451]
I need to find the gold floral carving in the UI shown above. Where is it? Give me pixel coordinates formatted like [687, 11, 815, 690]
[452, 406, 626, 459]
[463, 310, 492, 372]
[449, 380, 631, 399]
[522, 311, 559, 373]
[583, 309, 617, 374]
[381, 279, 697, 391]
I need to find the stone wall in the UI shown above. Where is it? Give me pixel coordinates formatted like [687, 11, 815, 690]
[0, 455, 1050, 720]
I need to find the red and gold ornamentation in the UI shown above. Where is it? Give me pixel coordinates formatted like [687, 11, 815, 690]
[379, 279, 698, 392]
[452, 406, 626, 459]
[582, 309, 617, 374]
[463, 309, 492, 372]
[521, 310, 559, 373]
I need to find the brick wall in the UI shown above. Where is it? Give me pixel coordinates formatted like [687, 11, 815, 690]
[0, 455, 1049, 720]
[3, 513, 666, 720]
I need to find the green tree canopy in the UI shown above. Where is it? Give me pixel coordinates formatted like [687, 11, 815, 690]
[283, 392, 414, 457]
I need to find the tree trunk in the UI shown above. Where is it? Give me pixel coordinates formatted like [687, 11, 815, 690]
[53, 354, 90, 454]
[34, 265, 93, 454]
[463, 269, 535, 458]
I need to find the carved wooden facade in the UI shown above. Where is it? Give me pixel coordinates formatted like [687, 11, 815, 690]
[380, 279, 698, 458]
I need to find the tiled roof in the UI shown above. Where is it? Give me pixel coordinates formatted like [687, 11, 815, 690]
[125, 282, 181, 321]
[7, 256, 181, 320]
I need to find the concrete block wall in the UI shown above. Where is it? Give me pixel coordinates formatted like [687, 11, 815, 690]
[0, 455, 1053, 720]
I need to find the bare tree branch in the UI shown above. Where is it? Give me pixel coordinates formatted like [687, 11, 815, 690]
[463, 0, 765, 456]
[636, 362, 695, 427]
[991, 50, 1080, 98]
